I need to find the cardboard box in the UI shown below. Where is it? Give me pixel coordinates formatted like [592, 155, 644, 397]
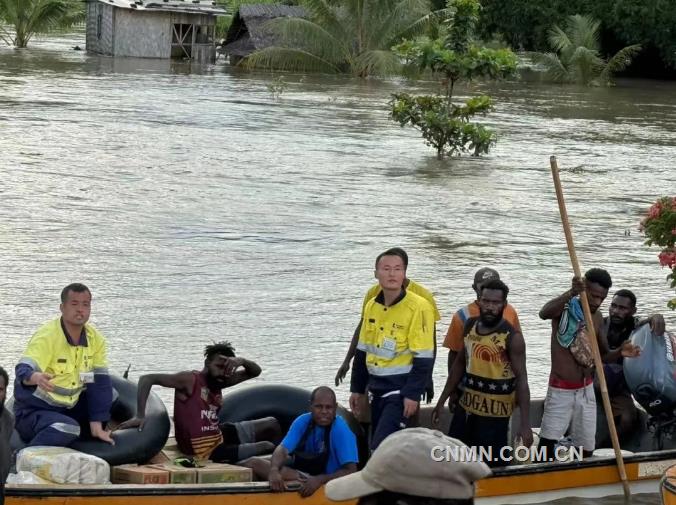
[149, 464, 197, 484]
[196, 463, 252, 484]
[112, 464, 170, 485]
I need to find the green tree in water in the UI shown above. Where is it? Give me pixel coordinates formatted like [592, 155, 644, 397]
[243, 0, 449, 76]
[390, 0, 516, 159]
[0, 0, 83, 48]
[533, 14, 641, 86]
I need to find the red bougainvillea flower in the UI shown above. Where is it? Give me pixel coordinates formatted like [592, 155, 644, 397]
[649, 201, 663, 219]
[659, 250, 676, 268]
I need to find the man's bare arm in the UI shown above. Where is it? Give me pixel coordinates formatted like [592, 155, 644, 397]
[116, 372, 194, 430]
[539, 277, 584, 320]
[335, 319, 362, 386]
[222, 358, 262, 387]
[508, 332, 532, 446]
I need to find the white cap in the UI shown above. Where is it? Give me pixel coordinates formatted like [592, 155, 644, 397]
[325, 428, 491, 501]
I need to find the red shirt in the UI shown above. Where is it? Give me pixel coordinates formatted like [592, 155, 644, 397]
[173, 371, 223, 459]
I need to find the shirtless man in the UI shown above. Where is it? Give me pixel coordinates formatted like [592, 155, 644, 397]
[537, 270, 639, 459]
[598, 289, 665, 441]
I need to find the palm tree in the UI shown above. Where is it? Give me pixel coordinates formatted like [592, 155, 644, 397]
[243, 0, 448, 76]
[534, 14, 641, 86]
[0, 0, 84, 48]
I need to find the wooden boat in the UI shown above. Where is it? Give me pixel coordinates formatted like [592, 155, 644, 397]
[662, 464, 676, 505]
[5, 389, 676, 504]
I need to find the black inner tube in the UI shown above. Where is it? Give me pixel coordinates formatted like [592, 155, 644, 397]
[10, 375, 170, 467]
[219, 383, 368, 466]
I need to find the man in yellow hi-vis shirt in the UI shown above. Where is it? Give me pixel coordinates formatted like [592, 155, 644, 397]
[13, 283, 113, 447]
[349, 249, 435, 450]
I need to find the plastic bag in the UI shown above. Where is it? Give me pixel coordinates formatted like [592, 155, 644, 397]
[623, 325, 676, 416]
[5, 470, 52, 485]
[16, 446, 110, 484]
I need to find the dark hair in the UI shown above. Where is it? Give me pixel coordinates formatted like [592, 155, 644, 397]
[61, 283, 91, 303]
[614, 289, 637, 307]
[358, 491, 474, 505]
[0, 366, 8, 388]
[375, 247, 409, 269]
[310, 386, 336, 404]
[204, 341, 236, 361]
[584, 268, 612, 290]
[480, 278, 509, 300]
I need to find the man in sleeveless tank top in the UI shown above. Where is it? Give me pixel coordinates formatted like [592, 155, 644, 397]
[442, 268, 522, 437]
[597, 289, 665, 443]
[433, 279, 532, 467]
[117, 342, 282, 462]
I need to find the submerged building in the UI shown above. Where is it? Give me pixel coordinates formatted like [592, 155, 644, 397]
[85, 0, 226, 63]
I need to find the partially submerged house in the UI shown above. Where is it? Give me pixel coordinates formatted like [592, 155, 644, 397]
[85, 0, 226, 63]
[221, 4, 306, 65]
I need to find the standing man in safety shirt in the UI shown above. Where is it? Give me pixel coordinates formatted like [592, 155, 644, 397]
[350, 248, 435, 450]
[13, 283, 113, 447]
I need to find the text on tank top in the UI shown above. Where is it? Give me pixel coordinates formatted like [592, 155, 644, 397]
[173, 371, 223, 459]
[460, 318, 516, 417]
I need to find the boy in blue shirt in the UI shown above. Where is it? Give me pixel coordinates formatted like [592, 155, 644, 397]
[243, 386, 358, 497]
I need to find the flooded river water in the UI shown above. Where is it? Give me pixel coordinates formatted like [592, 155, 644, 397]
[1, 31, 675, 503]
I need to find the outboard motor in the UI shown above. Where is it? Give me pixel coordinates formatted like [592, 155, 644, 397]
[624, 325, 676, 447]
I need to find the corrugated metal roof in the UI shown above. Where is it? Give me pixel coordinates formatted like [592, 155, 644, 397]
[90, 0, 227, 15]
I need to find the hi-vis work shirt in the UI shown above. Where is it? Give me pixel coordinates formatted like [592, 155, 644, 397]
[460, 317, 517, 418]
[14, 318, 112, 422]
[351, 290, 435, 400]
[362, 280, 441, 322]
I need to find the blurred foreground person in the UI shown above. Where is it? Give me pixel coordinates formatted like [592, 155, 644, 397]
[326, 427, 490, 505]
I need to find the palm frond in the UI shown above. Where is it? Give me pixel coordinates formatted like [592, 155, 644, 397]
[598, 44, 642, 84]
[242, 46, 343, 73]
[383, 7, 448, 49]
[547, 25, 572, 58]
[0, 0, 76, 47]
[262, 17, 346, 64]
[352, 49, 402, 76]
[0, 25, 13, 46]
[567, 14, 600, 52]
[532, 51, 572, 83]
[366, 0, 432, 48]
[299, 0, 348, 42]
[568, 45, 604, 85]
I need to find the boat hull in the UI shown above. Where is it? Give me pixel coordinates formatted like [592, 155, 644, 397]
[5, 451, 675, 505]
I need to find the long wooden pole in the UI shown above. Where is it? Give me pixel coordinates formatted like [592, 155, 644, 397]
[549, 155, 631, 499]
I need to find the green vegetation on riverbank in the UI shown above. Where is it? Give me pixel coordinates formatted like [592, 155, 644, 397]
[532, 15, 641, 86]
[0, 0, 83, 48]
[241, 0, 448, 76]
[478, 0, 676, 76]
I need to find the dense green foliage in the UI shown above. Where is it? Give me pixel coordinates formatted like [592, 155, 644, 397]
[390, 0, 517, 159]
[640, 197, 676, 310]
[0, 0, 83, 48]
[243, 0, 448, 76]
[477, 0, 676, 71]
[533, 15, 640, 85]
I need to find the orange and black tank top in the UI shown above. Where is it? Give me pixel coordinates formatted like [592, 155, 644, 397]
[460, 318, 517, 418]
[174, 371, 223, 459]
